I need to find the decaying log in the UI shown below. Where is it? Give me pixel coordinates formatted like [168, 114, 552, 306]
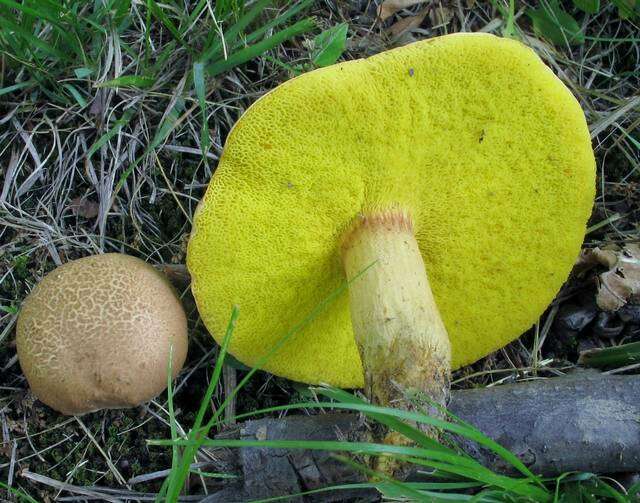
[200, 372, 640, 502]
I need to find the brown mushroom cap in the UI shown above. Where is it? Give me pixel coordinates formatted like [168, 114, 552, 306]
[16, 253, 188, 415]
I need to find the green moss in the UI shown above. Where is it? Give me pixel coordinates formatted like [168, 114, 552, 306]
[12, 255, 29, 280]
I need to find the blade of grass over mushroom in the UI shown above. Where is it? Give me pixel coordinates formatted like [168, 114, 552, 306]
[314, 386, 455, 455]
[156, 437, 549, 500]
[313, 387, 543, 484]
[578, 341, 640, 369]
[195, 263, 378, 436]
[162, 307, 238, 502]
[333, 454, 431, 502]
[152, 398, 542, 484]
[330, 455, 508, 503]
[194, 307, 239, 432]
[158, 266, 375, 500]
[166, 346, 179, 482]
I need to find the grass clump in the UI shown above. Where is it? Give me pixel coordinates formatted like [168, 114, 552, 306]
[150, 305, 639, 502]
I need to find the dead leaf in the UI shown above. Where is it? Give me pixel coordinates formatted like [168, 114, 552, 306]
[589, 245, 640, 311]
[429, 5, 454, 26]
[578, 247, 618, 270]
[387, 7, 429, 38]
[378, 0, 429, 22]
[156, 263, 191, 290]
[69, 196, 99, 219]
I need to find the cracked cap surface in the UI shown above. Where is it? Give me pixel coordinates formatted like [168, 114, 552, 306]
[17, 253, 188, 415]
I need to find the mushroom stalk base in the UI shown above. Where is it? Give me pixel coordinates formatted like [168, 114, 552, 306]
[342, 212, 452, 440]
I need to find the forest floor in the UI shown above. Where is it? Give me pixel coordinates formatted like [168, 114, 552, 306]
[1, 0, 639, 501]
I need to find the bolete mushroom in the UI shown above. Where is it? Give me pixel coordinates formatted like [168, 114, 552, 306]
[17, 254, 188, 415]
[187, 34, 594, 431]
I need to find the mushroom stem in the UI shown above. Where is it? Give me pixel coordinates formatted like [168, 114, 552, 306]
[342, 211, 451, 437]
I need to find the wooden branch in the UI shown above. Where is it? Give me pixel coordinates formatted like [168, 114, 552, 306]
[198, 372, 640, 502]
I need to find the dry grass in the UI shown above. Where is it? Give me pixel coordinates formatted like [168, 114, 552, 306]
[1, 0, 639, 501]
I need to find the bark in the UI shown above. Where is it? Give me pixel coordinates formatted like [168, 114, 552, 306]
[199, 372, 640, 502]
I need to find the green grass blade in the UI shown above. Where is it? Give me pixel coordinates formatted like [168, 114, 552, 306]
[315, 386, 542, 485]
[242, 0, 314, 48]
[87, 108, 136, 160]
[628, 479, 640, 499]
[314, 386, 458, 456]
[192, 61, 210, 155]
[0, 0, 83, 56]
[333, 454, 432, 502]
[165, 307, 239, 501]
[189, 470, 237, 479]
[206, 17, 315, 76]
[0, 16, 69, 61]
[95, 75, 156, 89]
[115, 96, 185, 193]
[62, 83, 87, 108]
[310, 22, 348, 67]
[166, 345, 179, 479]
[0, 482, 39, 503]
[184, 0, 211, 34]
[194, 307, 238, 432]
[204, 396, 541, 485]
[248, 480, 482, 503]
[164, 345, 180, 500]
[147, 0, 192, 53]
[0, 0, 63, 27]
[153, 437, 548, 500]
[0, 80, 35, 97]
[578, 341, 640, 368]
[199, 0, 272, 63]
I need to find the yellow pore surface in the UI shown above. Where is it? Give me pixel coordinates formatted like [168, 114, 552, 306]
[188, 33, 595, 388]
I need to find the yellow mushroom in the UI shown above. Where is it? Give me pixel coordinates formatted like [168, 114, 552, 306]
[187, 33, 594, 418]
[16, 254, 188, 415]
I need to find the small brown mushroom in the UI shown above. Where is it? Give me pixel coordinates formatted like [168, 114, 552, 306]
[16, 254, 188, 415]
